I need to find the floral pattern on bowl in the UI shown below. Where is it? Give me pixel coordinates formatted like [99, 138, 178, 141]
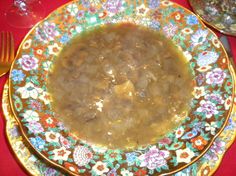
[3, 72, 236, 176]
[9, 0, 235, 175]
[189, 0, 236, 36]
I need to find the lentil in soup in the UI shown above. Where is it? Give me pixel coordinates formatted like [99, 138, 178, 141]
[48, 23, 193, 149]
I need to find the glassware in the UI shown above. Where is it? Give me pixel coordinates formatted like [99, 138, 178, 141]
[5, 0, 45, 28]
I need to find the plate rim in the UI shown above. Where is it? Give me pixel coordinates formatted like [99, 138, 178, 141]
[188, 0, 236, 37]
[8, 0, 236, 175]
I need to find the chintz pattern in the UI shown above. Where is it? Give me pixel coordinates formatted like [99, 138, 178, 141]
[9, 0, 234, 175]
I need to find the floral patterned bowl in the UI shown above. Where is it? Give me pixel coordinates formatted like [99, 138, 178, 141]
[9, 0, 235, 175]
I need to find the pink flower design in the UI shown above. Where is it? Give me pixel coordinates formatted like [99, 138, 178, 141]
[206, 68, 226, 85]
[18, 55, 38, 71]
[139, 146, 170, 170]
[163, 23, 178, 37]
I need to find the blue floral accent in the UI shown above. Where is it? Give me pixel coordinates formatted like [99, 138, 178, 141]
[81, 0, 90, 8]
[125, 152, 137, 166]
[60, 34, 70, 44]
[30, 136, 46, 150]
[150, 20, 161, 30]
[149, 0, 160, 9]
[11, 69, 25, 82]
[186, 15, 198, 25]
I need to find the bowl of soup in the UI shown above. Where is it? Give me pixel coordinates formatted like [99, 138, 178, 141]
[9, 0, 235, 175]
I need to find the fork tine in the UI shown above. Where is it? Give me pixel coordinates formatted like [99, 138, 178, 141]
[9, 32, 14, 62]
[0, 32, 5, 62]
[5, 32, 9, 62]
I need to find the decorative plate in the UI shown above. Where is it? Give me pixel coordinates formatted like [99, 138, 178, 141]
[3, 67, 236, 176]
[9, 0, 235, 175]
[189, 0, 236, 36]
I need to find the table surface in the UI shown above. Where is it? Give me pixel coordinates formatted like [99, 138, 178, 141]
[0, 0, 236, 175]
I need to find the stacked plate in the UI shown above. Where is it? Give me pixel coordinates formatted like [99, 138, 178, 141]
[2, 0, 236, 175]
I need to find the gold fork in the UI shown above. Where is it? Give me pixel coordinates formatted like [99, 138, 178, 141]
[0, 32, 15, 77]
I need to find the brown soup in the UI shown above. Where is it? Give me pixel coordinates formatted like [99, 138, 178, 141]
[48, 23, 193, 149]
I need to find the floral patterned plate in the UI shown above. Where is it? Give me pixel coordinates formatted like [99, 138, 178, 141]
[189, 0, 236, 36]
[8, 0, 235, 175]
[3, 65, 236, 176]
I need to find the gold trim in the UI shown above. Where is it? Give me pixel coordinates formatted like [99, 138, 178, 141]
[2, 81, 35, 176]
[7, 0, 236, 175]
[188, 0, 236, 37]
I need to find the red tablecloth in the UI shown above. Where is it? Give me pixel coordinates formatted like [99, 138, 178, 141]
[0, 0, 236, 175]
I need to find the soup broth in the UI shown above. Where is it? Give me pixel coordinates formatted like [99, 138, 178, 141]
[48, 23, 193, 149]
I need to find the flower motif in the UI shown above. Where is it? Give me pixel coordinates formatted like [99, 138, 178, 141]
[139, 146, 170, 170]
[48, 43, 61, 55]
[11, 69, 25, 82]
[211, 140, 225, 155]
[191, 29, 208, 47]
[29, 136, 45, 150]
[121, 169, 133, 176]
[126, 152, 137, 166]
[34, 46, 44, 57]
[182, 28, 193, 35]
[158, 138, 172, 145]
[163, 23, 178, 38]
[161, 0, 173, 6]
[192, 86, 206, 99]
[42, 61, 52, 71]
[175, 127, 184, 138]
[176, 148, 195, 164]
[39, 91, 51, 105]
[52, 146, 71, 161]
[206, 68, 226, 85]
[191, 136, 208, 150]
[186, 15, 199, 25]
[22, 39, 32, 50]
[197, 51, 219, 67]
[104, 150, 123, 163]
[224, 96, 232, 110]
[199, 165, 211, 176]
[29, 100, 42, 111]
[16, 82, 43, 99]
[45, 131, 60, 143]
[152, 10, 162, 20]
[171, 12, 184, 22]
[22, 110, 39, 122]
[150, 20, 160, 30]
[41, 114, 58, 128]
[36, 22, 60, 42]
[212, 36, 221, 48]
[205, 93, 224, 104]
[67, 4, 79, 16]
[205, 122, 217, 135]
[134, 169, 147, 176]
[197, 100, 219, 118]
[76, 10, 85, 20]
[196, 73, 206, 86]
[60, 34, 70, 44]
[73, 145, 93, 166]
[18, 55, 38, 71]
[183, 51, 192, 61]
[64, 162, 78, 173]
[60, 136, 71, 149]
[26, 121, 44, 134]
[104, 0, 123, 14]
[92, 161, 109, 175]
[136, 4, 149, 16]
[148, 0, 160, 9]
[197, 65, 212, 72]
